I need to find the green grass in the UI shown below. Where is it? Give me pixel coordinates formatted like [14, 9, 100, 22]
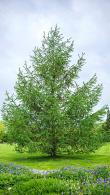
[0, 143, 110, 170]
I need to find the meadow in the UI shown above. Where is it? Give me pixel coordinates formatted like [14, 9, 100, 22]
[0, 143, 110, 170]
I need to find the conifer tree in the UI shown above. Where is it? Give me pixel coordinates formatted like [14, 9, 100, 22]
[103, 108, 110, 142]
[2, 26, 106, 157]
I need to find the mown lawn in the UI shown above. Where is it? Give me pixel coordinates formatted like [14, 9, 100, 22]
[0, 143, 110, 170]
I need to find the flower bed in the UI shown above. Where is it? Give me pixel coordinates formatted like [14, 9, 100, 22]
[0, 163, 110, 194]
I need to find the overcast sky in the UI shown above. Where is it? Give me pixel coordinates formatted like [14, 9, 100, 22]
[0, 0, 110, 117]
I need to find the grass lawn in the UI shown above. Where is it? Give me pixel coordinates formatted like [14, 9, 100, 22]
[0, 143, 110, 170]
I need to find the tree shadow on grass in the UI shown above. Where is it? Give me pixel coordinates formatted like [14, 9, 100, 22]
[13, 153, 110, 163]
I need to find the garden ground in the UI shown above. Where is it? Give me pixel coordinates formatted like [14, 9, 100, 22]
[0, 143, 110, 170]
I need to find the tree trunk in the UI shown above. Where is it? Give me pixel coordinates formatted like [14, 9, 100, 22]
[50, 140, 57, 157]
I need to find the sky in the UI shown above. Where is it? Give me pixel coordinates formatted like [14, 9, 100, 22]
[0, 0, 110, 117]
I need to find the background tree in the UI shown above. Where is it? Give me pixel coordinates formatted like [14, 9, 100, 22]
[0, 121, 7, 143]
[2, 26, 106, 157]
[103, 107, 110, 142]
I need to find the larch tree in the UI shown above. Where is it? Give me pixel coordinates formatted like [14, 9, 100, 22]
[2, 26, 106, 157]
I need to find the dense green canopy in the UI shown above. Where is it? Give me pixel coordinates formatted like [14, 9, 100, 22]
[2, 26, 106, 157]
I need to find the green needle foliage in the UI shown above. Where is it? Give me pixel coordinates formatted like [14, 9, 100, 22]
[2, 26, 106, 157]
[103, 108, 110, 142]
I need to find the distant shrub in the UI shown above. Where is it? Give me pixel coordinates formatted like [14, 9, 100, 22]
[0, 121, 5, 143]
